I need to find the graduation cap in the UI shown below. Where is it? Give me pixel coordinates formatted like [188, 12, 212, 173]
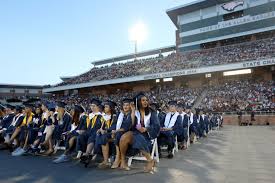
[104, 100, 117, 109]
[25, 98, 41, 103]
[168, 101, 178, 106]
[90, 98, 102, 106]
[47, 103, 56, 112]
[15, 105, 24, 112]
[23, 102, 35, 108]
[122, 98, 133, 104]
[74, 105, 85, 113]
[6, 98, 22, 103]
[56, 101, 67, 108]
[0, 104, 6, 111]
[5, 104, 15, 110]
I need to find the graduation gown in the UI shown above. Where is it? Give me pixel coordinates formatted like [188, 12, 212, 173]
[76, 114, 103, 152]
[131, 110, 160, 153]
[158, 112, 182, 148]
[53, 112, 72, 140]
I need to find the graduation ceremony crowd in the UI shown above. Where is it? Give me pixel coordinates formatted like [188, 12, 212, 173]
[0, 92, 223, 173]
[56, 35, 275, 87]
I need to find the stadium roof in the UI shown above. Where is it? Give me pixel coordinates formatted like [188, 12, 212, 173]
[60, 76, 74, 82]
[0, 84, 43, 89]
[91, 45, 176, 66]
[167, 0, 231, 28]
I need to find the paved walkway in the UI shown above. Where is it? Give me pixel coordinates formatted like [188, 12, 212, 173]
[0, 126, 275, 183]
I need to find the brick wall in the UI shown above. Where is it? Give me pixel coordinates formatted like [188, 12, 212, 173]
[223, 115, 275, 125]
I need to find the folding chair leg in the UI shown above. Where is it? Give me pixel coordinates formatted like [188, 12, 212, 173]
[128, 157, 133, 167]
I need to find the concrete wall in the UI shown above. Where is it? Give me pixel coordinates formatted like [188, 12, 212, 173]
[223, 115, 275, 125]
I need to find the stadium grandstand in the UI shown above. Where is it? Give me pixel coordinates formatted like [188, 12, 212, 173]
[40, 0, 274, 118]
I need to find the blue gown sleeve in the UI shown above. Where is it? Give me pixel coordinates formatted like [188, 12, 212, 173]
[173, 115, 183, 137]
[146, 111, 160, 139]
[183, 115, 189, 128]
[121, 113, 132, 132]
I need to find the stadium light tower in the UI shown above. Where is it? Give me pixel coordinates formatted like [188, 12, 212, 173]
[129, 21, 148, 59]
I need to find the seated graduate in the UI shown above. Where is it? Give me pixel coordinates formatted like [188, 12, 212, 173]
[13, 103, 43, 156]
[53, 104, 87, 163]
[97, 99, 133, 169]
[96, 100, 117, 168]
[39, 103, 58, 155]
[187, 107, 199, 143]
[158, 101, 182, 159]
[28, 101, 54, 154]
[77, 98, 104, 162]
[119, 92, 160, 172]
[177, 103, 189, 150]
[0, 104, 15, 147]
[0, 105, 23, 150]
[41, 101, 72, 156]
[11, 103, 35, 156]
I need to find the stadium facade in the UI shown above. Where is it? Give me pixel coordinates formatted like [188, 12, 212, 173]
[0, 84, 44, 98]
[43, 0, 275, 96]
[167, 0, 275, 51]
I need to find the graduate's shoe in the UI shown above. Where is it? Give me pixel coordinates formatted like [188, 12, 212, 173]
[41, 149, 54, 156]
[111, 160, 121, 169]
[144, 159, 156, 173]
[167, 151, 174, 159]
[12, 148, 26, 156]
[11, 147, 22, 156]
[53, 154, 70, 164]
[120, 164, 130, 171]
[98, 162, 110, 169]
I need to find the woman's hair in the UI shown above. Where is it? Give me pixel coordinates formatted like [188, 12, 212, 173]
[137, 96, 150, 115]
[72, 110, 81, 125]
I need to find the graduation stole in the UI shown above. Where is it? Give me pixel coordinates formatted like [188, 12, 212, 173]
[116, 112, 124, 130]
[91, 115, 103, 128]
[164, 112, 179, 128]
[135, 110, 151, 128]
[22, 113, 34, 126]
[103, 114, 112, 129]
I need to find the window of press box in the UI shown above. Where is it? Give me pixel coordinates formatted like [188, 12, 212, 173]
[223, 10, 244, 21]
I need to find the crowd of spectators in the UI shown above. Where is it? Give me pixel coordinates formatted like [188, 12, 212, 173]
[199, 80, 274, 112]
[56, 37, 275, 87]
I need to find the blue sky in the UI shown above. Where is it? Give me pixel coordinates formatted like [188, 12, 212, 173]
[0, 0, 195, 85]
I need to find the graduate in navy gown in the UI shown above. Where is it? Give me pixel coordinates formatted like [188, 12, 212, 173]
[53, 104, 88, 163]
[42, 101, 72, 156]
[13, 103, 43, 156]
[119, 92, 160, 172]
[78, 98, 104, 162]
[11, 103, 35, 156]
[0, 105, 22, 150]
[106, 99, 133, 169]
[178, 103, 189, 149]
[96, 100, 123, 168]
[158, 101, 182, 159]
[28, 102, 54, 154]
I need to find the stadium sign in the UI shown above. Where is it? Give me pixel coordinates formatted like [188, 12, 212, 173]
[222, 1, 244, 12]
[143, 58, 275, 80]
[194, 11, 275, 34]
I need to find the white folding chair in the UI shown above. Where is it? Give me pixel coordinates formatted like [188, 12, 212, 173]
[172, 135, 179, 155]
[128, 138, 159, 167]
[186, 123, 190, 148]
[54, 140, 66, 153]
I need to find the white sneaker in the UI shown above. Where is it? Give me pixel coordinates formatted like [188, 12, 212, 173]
[11, 147, 22, 156]
[13, 148, 26, 156]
